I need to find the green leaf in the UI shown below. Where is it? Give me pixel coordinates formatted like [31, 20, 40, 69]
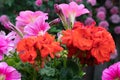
[67, 59, 80, 75]
[42, 77, 58, 80]
[60, 68, 73, 80]
[39, 66, 55, 77]
[4, 0, 14, 6]
[48, 1, 54, 7]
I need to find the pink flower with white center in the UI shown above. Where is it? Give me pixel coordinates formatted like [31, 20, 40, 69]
[0, 62, 21, 80]
[96, 6, 106, 13]
[0, 31, 16, 60]
[16, 10, 48, 32]
[96, 11, 106, 21]
[35, 0, 42, 7]
[110, 14, 120, 24]
[105, 0, 113, 9]
[99, 21, 109, 30]
[59, 1, 89, 26]
[84, 17, 95, 25]
[0, 15, 11, 30]
[102, 62, 120, 80]
[114, 26, 120, 34]
[24, 16, 50, 36]
[110, 6, 119, 14]
[59, 1, 89, 18]
[87, 0, 96, 6]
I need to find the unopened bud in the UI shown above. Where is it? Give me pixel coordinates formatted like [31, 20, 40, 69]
[55, 53, 61, 58]
[49, 18, 61, 26]
[0, 15, 23, 37]
[54, 4, 62, 14]
[0, 15, 11, 30]
[54, 4, 68, 29]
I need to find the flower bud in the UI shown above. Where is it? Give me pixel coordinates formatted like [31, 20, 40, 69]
[49, 18, 61, 26]
[0, 15, 11, 30]
[54, 4, 62, 14]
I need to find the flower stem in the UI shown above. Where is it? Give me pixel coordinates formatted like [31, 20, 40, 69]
[9, 23, 23, 38]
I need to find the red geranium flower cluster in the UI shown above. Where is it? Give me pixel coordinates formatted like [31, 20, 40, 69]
[62, 22, 115, 65]
[17, 33, 63, 67]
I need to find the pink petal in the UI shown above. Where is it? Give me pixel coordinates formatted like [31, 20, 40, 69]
[0, 62, 8, 73]
[24, 16, 50, 36]
[59, 4, 69, 17]
[6, 70, 21, 80]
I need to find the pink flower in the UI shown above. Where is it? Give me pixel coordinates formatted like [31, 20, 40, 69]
[87, 0, 96, 6]
[0, 15, 11, 30]
[110, 14, 120, 24]
[59, 1, 89, 26]
[24, 17, 50, 36]
[105, 0, 113, 9]
[0, 31, 16, 60]
[110, 6, 119, 14]
[96, 6, 106, 13]
[96, 11, 106, 21]
[114, 26, 120, 34]
[84, 17, 95, 25]
[16, 10, 48, 32]
[99, 21, 109, 30]
[35, 0, 42, 7]
[59, 2, 89, 18]
[102, 62, 120, 80]
[0, 62, 21, 80]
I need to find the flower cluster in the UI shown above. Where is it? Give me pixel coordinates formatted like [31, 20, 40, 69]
[61, 22, 115, 65]
[17, 32, 63, 67]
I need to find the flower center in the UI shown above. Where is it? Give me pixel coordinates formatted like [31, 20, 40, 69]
[0, 74, 6, 80]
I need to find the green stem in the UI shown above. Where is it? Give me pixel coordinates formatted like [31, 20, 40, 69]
[63, 58, 67, 68]
[10, 23, 23, 38]
[33, 67, 37, 80]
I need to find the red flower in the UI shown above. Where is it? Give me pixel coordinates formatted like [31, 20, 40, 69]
[35, 33, 63, 59]
[61, 21, 115, 65]
[91, 27, 115, 63]
[62, 22, 93, 50]
[73, 21, 84, 30]
[17, 37, 37, 64]
[61, 30, 73, 46]
[67, 45, 79, 58]
[17, 33, 63, 67]
[72, 26, 93, 50]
